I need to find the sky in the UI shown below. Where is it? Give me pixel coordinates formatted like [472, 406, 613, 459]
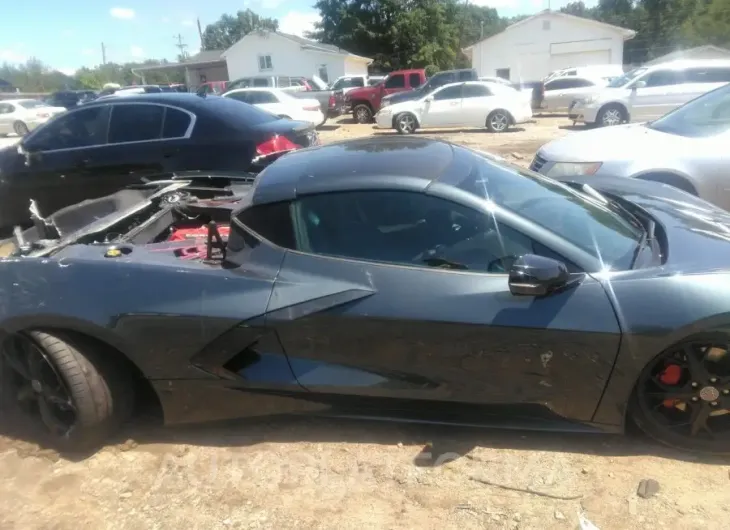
[1, 0, 598, 74]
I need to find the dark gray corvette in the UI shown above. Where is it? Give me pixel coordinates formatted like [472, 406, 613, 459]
[1, 136, 729, 454]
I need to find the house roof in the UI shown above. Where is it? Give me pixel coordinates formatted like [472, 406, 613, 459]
[222, 30, 373, 63]
[645, 45, 730, 65]
[131, 50, 226, 72]
[463, 10, 636, 52]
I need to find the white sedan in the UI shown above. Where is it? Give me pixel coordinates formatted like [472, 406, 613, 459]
[223, 88, 324, 127]
[0, 98, 66, 136]
[375, 81, 532, 134]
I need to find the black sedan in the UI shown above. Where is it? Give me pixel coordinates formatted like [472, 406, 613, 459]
[1, 137, 729, 454]
[0, 93, 318, 233]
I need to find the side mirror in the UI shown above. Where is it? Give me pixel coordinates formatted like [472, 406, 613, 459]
[508, 254, 577, 297]
[424, 96, 434, 103]
[632, 80, 646, 90]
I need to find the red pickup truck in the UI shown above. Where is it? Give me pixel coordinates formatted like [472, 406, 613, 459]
[346, 69, 426, 123]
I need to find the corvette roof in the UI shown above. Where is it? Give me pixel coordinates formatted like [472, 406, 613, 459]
[249, 136, 474, 205]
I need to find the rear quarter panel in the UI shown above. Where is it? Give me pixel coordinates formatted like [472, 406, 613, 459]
[592, 271, 730, 426]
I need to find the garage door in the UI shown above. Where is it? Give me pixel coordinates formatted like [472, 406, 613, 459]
[549, 50, 611, 72]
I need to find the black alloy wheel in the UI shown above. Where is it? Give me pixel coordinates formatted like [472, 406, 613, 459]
[631, 337, 730, 454]
[1, 334, 77, 438]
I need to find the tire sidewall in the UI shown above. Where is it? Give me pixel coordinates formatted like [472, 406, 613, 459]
[487, 110, 510, 133]
[395, 113, 417, 134]
[353, 104, 372, 124]
[597, 105, 626, 127]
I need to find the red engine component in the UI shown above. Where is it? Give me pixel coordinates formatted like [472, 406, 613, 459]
[169, 225, 230, 242]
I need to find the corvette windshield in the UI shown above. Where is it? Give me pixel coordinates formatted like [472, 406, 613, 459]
[461, 152, 644, 269]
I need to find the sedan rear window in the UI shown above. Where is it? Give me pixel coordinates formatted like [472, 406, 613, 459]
[18, 100, 48, 109]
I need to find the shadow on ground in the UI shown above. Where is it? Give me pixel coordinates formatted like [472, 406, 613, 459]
[3, 409, 728, 467]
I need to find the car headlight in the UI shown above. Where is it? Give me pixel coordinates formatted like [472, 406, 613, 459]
[546, 162, 602, 177]
[577, 95, 599, 105]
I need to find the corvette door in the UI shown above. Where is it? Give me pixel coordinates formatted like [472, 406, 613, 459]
[420, 84, 464, 128]
[268, 190, 622, 422]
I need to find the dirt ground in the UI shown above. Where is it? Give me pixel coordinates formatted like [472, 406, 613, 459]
[1, 116, 729, 530]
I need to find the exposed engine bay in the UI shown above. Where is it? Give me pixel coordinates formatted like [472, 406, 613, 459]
[6, 178, 253, 264]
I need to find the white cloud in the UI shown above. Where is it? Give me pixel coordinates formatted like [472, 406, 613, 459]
[110, 7, 135, 19]
[181, 19, 195, 27]
[469, 0, 519, 8]
[130, 46, 144, 58]
[0, 49, 27, 63]
[279, 11, 320, 38]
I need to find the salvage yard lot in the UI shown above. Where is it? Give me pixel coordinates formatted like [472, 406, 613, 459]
[1, 115, 728, 530]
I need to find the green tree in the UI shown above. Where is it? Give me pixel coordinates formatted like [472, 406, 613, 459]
[201, 9, 279, 51]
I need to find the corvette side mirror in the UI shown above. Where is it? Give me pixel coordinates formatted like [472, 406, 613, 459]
[508, 254, 577, 297]
[633, 80, 646, 90]
[424, 96, 434, 103]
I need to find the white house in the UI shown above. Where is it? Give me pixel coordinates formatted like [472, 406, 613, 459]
[645, 45, 730, 66]
[463, 10, 636, 82]
[222, 30, 373, 84]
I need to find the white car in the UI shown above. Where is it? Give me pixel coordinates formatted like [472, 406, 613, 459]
[544, 64, 624, 83]
[0, 99, 66, 136]
[375, 81, 532, 134]
[532, 82, 730, 210]
[541, 76, 607, 112]
[223, 88, 324, 126]
[570, 59, 730, 127]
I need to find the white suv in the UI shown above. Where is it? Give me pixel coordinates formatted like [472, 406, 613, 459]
[569, 59, 730, 127]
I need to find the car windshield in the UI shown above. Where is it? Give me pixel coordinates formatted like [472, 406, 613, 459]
[460, 150, 644, 270]
[646, 83, 730, 138]
[18, 100, 48, 109]
[607, 67, 648, 88]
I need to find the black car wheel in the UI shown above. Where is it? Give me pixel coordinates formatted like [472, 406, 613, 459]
[630, 335, 730, 454]
[486, 110, 510, 133]
[0, 331, 134, 452]
[353, 104, 373, 124]
[13, 121, 29, 136]
[395, 113, 417, 134]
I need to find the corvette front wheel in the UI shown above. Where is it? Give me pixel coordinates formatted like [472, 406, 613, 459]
[0, 331, 134, 453]
[630, 335, 730, 454]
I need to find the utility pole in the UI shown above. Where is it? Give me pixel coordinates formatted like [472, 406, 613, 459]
[101, 42, 107, 65]
[173, 34, 188, 60]
[197, 18, 204, 49]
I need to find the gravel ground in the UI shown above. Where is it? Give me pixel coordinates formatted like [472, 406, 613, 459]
[1, 116, 729, 530]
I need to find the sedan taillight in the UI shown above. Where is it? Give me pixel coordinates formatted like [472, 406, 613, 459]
[328, 95, 336, 108]
[255, 135, 301, 158]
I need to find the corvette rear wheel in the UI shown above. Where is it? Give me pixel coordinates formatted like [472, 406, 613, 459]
[630, 336, 730, 454]
[0, 331, 134, 452]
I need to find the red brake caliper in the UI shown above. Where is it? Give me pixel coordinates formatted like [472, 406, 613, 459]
[659, 364, 683, 408]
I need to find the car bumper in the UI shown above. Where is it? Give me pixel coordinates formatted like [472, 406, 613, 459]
[569, 102, 599, 124]
[374, 111, 393, 129]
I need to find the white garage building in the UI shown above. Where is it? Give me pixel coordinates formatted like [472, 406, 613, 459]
[464, 10, 635, 82]
[223, 30, 373, 85]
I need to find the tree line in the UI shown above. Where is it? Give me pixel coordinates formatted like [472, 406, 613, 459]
[3, 0, 728, 92]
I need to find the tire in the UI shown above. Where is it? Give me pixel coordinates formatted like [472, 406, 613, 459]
[486, 110, 511, 133]
[628, 333, 730, 455]
[636, 172, 698, 196]
[13, 121, 29, 136]
[353, 104, 373, 124]
[0, 330, 134, 452]
[394, 112, 418, 134]
[596, 104, 627, 127]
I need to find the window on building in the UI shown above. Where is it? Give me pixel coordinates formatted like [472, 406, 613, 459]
[258, 54, 273, 71]
[495, 68, 510, 80]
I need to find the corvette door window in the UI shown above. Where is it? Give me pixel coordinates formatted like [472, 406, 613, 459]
[236, 202, 296, 249]
[23, 106, 110, 151]
[294, 190, 547, 273]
